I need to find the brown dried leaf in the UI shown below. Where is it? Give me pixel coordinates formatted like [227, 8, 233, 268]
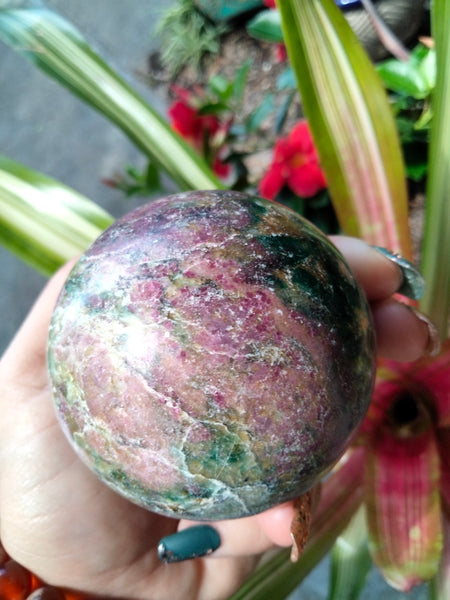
[290, 486, 320, 562]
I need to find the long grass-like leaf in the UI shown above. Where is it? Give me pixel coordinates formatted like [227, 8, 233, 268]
[328, 506, 371, 600]
[228, 449, 365, 600]
[0, 6, 222, 192]
[420, 0, 450, 339]
[277, 0, 412, 257]
[0, 156, 113, 276]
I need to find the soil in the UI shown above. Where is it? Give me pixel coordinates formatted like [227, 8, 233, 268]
[148, 28, 304, 182]
[147, 25, 425, 263]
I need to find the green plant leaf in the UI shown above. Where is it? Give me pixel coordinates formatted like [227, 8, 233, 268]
[0, 6, 222, 192]
[232, 59, 252, 104]
[377, 46, 436, 100]
[0, 156, 113, 276]
[420, 0, 450, 339]
[209, 74, 234, 102]
[277, 0, 412, 257]
[328, 506, 372, 600]
[377, 58, 431, 99]
[276, 66, 296, 91]
[229, 449, 365, 600]
[402, 142, 428, 182]
[246, 9, 284, 43]
[418, 47, 437, 94]
[247, 93, 275, 133]
[274, 90, 296, 134]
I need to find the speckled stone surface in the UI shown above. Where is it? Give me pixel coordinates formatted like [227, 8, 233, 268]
[48, 191, 375, 520]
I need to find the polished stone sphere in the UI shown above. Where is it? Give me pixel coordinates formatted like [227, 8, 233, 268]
[48, 190, 375, 520]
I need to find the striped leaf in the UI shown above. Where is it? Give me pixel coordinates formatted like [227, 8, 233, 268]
[277, 0, 412, 257]
[420, 0, 450, 339]
[0, 6, 221, 193]
[0, 156, 113, 276]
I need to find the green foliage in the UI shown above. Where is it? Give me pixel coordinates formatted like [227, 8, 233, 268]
[328, 507, 371, 600]
[1, 0, 450, 594]
[246, 93, 275, 133]
[377, 43, 436, 182]
[198, 59, 252, 116]
[0, 156, 114, 276]
[420, 0, 450, 340]
[246, 8, 283, 43]
[103, 162, 162, 198]
[377, 44, 436, 100]
[156, 0, 228, 76]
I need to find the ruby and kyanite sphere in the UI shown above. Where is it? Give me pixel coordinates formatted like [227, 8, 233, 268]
[48, 190, 375, 520]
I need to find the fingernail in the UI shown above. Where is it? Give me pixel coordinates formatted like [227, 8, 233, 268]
[26, 587, 66, 600]
[158, 525, 221, 564]
[409, 307, 442, 357]
[372, 247, 426, 300]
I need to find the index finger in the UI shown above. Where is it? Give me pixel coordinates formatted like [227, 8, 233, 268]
[330, 236, 403, 301]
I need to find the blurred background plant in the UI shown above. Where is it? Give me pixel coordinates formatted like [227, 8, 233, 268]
[0, 0, 449, 599]
[377, 40, 435, 183]
[155, 0, 229, 77]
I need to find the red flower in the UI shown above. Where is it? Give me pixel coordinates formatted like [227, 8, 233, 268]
[355, 341, 450, 591]
[318, 340, 450, 592]
[262, 0, 287, 62]
[259, 120, 327, 200]
[274, 43, 287, 62]
[168, 88, 231, 179]
[169, 101, 221, 147]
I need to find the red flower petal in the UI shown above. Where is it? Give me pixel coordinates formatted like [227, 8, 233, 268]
[365, 424, 443, 590]
[272, 137, 292, 164]
[168, 100, 198, 140]
[259, 163, 286, 200]
[199, 114, 221, 138]
[433, 513, 450, 598]
[169, 85, 194, 104]
[437, 427, 450, 515]
[359, 363, 406, 440]
[287, 163, 327, 198]
[411, 339, 450, 427]
[362, 340, 450, 436]
[288, 120, 318, 158]
[275, 43, 288, 63]
[212, 156, 231, 178]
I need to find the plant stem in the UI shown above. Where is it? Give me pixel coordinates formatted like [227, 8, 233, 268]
[420, 0, 450, 340]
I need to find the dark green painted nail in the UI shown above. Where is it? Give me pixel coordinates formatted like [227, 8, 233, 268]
[158, 525, 221, 563]
[373, 246, 426, 300]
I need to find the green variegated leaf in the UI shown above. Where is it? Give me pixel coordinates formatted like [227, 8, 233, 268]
[0, 156, 113, 276]
[247, 9, 284, 43]
[328, 506, 371, 600]
[277, 0, 412, 257]
[420, 0, 450, 340]
[0, 6, 221, 193]
[228, 449, 365, 600]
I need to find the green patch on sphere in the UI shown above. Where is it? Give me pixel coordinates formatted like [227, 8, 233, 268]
[181, 422, 263, 487]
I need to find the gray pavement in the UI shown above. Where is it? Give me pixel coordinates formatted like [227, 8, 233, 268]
[0, 0, 173, 354]
[0, 2, 429, 599]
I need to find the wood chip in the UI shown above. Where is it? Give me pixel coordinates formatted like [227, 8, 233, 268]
[289, 485, 321, 562]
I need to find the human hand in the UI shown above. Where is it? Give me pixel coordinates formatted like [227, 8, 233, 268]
[0, 238, 433, 600]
